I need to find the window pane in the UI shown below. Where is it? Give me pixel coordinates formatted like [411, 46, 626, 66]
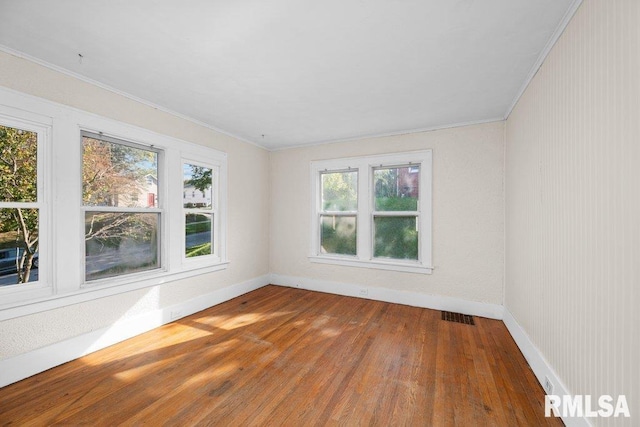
[321, 171, 357, 212]
[0, 208, 39, 285]
[183, 164, 212, 209]
[320, 215, 356, 255]
[82, 136, 158, 208]
[373, 216, 418, 260]
[185, 213, 213, 257]
[0, 125, 37, 203]
[374, 166, 419, 211]
[85, 212, 159, 281]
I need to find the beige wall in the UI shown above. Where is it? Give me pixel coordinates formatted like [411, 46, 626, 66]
[270, 121, 505, 304]
[0, 51, 270, 359]
[505, 0, 639, 423]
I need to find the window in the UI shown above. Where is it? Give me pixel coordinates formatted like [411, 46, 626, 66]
[0, 118, 46, 287]
[0, 86, 229, 318]
[373, 165, 419, 260]
[183, 162, 216, 258]
[311, 151, 432, 274]
[82, 132, 162, 282]
[319, 170, 358, 256]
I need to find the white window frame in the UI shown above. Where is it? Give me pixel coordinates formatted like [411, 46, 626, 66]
[80, 131, 165, 285]
[181, 158, 222, 267]
[310, 150, 433, 274]
[0, 87, 228, 321]
[0, 106, 52, 305]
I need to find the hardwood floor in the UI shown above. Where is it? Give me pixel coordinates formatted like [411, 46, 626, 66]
[0, 285, 561, 426]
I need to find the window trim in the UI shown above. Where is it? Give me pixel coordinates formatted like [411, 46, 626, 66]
[310, 150, 433, 274]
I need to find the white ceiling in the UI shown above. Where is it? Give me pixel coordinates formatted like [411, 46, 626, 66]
[0, 0, 576, 150]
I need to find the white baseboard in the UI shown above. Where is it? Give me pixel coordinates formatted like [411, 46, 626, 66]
[269, 273, 504, 319]
[0, 274, 270, 388]
[503, 309, 590, 427]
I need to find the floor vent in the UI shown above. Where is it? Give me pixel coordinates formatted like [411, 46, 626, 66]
[441, 311, 475, 325]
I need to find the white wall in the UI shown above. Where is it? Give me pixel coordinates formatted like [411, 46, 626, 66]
[0, 51, 270, 359]
[270, 121, 505, 304]
[505, 0, 639, 424]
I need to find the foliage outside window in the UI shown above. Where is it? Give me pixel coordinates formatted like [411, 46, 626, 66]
[0, 124, 40, 286]
[319, 170, 358, 256]
[0, 88, 230, 315]
[82, 132, 161, 281]
[310, 151, 432, 274]
[183, 163, 214, 258]
[373, 166, 420, 260]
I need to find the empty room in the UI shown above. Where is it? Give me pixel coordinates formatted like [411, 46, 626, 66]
[0, 0, 637, 426]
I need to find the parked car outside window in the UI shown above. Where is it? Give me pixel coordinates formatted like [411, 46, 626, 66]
[0, 247, 39, 275]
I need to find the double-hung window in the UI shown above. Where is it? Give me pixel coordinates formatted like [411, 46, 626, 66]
[82, 132, 162, 282]
[319, 169, 358, 256]
[183, 162, 217, 259]
[311, 150, 432, 274]
[0, 115, 48, 289]
[372, 165, 420, 260]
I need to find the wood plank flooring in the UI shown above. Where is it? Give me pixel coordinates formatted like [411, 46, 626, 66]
[0, 285, 561, 426]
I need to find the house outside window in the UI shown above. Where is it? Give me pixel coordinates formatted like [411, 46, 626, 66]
[372, 165, 420, 260]
[82, 131, 162, 282]
[183, 162, 216, 259]
[0, 87, 229, 315]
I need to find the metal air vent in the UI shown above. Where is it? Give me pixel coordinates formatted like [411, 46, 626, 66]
[441, 311, 475, 325]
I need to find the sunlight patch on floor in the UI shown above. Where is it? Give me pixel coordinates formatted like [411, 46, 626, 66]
[200, 311, 294, 331]
[113, 358, 172, 382]
[320, 327, 342, 338]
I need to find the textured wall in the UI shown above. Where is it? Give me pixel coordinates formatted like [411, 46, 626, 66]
[0, 51, 270, 359]
[270, 121, 505, 304]
[505, 0, 639, 424]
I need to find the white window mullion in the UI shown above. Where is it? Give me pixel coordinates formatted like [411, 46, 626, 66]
[371, 210, 420, 217]
[321, 211, 357, 216]
[53, 119, 83, 294]
[357, 161, 371, 261]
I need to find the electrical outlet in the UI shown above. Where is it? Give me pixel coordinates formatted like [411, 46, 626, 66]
[543, 376, 554, 394]
[170, 310, 182, 321]
[358, 288, 368, 297]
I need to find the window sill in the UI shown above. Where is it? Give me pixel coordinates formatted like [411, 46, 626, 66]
[0, 261, 229, 321]
[308, 255, 433, 274]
